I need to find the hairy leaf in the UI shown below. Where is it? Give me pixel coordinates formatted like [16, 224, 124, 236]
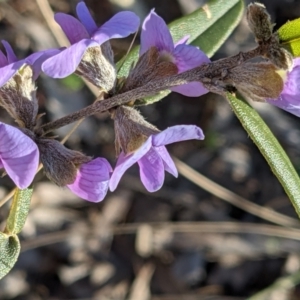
[5, 187, 33, 235]
[227, 92, 300, 218]
[0, 233, 20, 280]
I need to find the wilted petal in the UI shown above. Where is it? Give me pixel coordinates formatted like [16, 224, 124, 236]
[109, 137, 152, 191]
[76, 1, 98, 35]
[155, 146, 178, 177]
[2, 41, 18, 64]
[153, 125, 204, 147]
[138, 147, 165, 192]
[0, 50, 7, 68]
[0, 123, 39, 188]
[0, 60, 25, 88]
[92, 11, 140, 45]
[67, 157, 112, 202]
[42, 39, 98, 78]
[140, 9, 174, 55]
[55, 13, 90, 44]
[267, 58, 300, 117]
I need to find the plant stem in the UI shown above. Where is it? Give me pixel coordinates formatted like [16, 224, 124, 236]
[41, 46, 262, 133]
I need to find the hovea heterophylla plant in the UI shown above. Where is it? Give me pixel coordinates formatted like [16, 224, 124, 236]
[1, 0, 300, 280]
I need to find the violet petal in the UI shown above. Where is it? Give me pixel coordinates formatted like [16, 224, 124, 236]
[27, 49, 61, 80]
[42, 39, 98, 78]
[76, 1, 98, 36]
[92, 11, 140, 45]
[0, 50, 7, 68]
[55, 13, 90, 44]
[267, 58, 300, 117]
[0, 60, 26, 88]
[109, 137, 153, 191]
[67, 157, 112, 202]
[140, 9, 174, 55]
[174, 35, 190, 47]
[173, 44, 210, 72]
[138, 147, 165, 192]
[153, 125, 205, 147]
[155, 146, 178, 177]
[171, 82, 209, 97]
[0, 123, 39, 188]
[2, 41, 18, 64]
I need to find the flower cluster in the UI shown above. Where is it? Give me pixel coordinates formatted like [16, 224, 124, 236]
[0, 2, 208, 202]
[0, 2, 298, 203]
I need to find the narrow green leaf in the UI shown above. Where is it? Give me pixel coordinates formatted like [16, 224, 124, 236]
[278, 18, 300, 57]
[117, 0, 244, 79]
[0, 233, 20, 280]
[169, 0, 243, 45]
[226, 92, 300, 218]
[191, 0, 244, 58]
[5, 187, 33, 235]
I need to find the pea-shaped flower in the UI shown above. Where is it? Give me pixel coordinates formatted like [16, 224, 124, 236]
[110, 125, 204, 192]
[42, 1, 140, 90]
[139, 9, 210, 97]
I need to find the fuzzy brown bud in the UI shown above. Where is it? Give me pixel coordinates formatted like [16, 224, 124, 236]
[112, 106, 159, 155]
[247, 2, 274, 42]
[120, 47, 178, 93]
[37, 138, 91, 186]
[0, 65, 38, 129]
[76, 42, 116, 93]
[264, 36, 294, 70]
[223, 62, 284, 102]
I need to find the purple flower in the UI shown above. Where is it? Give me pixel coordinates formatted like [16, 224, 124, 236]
[0, 40, 59, 87]
[0, 122, 39, 189]
[42, 1, 140, 78]
[140, 10, 210, 97]
[267, 58, 300, 117]
[109, 125, 204, 192]
[67, 157, 112, 202]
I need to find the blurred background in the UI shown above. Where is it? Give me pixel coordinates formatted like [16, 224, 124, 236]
[1, 0, 300, 299]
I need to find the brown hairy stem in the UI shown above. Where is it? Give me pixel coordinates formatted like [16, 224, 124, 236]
[41, 46, 264, 134]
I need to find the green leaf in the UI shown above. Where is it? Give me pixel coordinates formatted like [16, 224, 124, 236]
[5, 188, 33, 235]
[117, 0, 244, 106]
[191, 0, 244, 58]
[226, 92, 300, 218]
[61, 74, 85, 91]
[0, 233, 20, 280]
[278, 18, 300, 57]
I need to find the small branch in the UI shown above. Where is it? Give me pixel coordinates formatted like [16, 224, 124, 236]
[41, 46, 264, 133]
[41, 72, 196, 133]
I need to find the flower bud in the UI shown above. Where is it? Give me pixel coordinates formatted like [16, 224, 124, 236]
[120, 46, 178, 93]
[0, 65, 38, 129]
[224, 62, 284, 102]
[247, 2, 273, 42]
[76, 43, 116, 93]
[37, 138, 91, 186]
[265, 36, 294, 71]
[112, 106, 159, 155]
